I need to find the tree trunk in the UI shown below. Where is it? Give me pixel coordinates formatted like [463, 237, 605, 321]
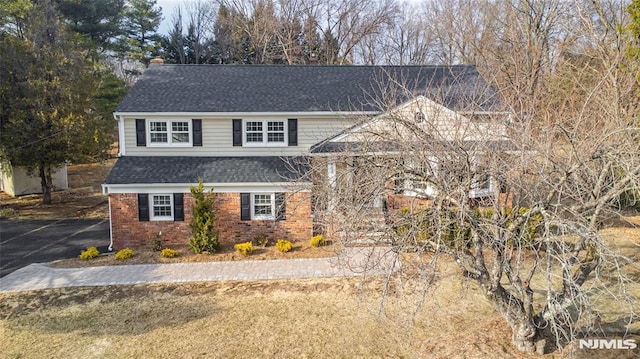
[484, 285, 540, 354]
[39, 163, 52, 204]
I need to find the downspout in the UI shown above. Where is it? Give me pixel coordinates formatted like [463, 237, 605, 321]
[114, 113, 126, 156]
[109, 113, 121, 251]
[107, 189, 114, 251]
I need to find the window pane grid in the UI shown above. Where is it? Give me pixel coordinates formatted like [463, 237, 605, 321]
[246, 133, 263, 142]
[267, 122, 284, 131]
[253, 194, 273, 216]
[152, 195, 172, 217]
[149, 120, 191, 145]
[172, 122, 189, 132]
[172, 133, 189, 143]
[244, 120, 285, 145]
[150, 121, 168, 143]
[150, 122, 167, 132]
[268, 133, 284, 142]
[267, 121, 285, 143]
[246, 122, 262, 132]
[150, 133, 168, 143]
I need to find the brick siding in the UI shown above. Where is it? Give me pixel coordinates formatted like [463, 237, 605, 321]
[109, 192, 312, 250]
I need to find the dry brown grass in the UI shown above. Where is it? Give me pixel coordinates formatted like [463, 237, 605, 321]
[0, 275, 534, 358]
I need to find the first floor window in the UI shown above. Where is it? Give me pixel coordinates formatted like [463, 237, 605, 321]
[240, 192, 285, 221]
[151, 194, 173, 220]
[252, 193, 274, 219]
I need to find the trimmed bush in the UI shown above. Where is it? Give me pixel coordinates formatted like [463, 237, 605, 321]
[276, 239, 292, 253]
[234, 242, 253, 256]
[79, 246, 100, 260]
[152, 233, 163, 251]
[114, 248, 134, 260]
[310, 234, 325, 247]
[161, 248, 179, 258]
[254, 234, 269, 247]
[189, 179, 219, 254]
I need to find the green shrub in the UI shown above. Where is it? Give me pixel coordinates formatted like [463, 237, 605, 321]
[114, 248, 134, 260]
[161, 248, 179, 258]
[234, 242, 253, 256]
[152, 232, 163, 251]
[254, 233, 269, 247]
[276, 239, 292, 253]
[310, 234, 325, 247]
[0, 208, 16, 218]
[79, 246, 100, 260]
[396, 206, 542, 250]
[189, 179, 219, 254]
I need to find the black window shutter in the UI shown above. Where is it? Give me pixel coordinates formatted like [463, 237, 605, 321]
[138, 194, 149, 221]
[394, 177, 404, 194]
[240, 193, 251, 220]
[173, 193, 184, 221]
[288, 119, 298, 146]
[135, 119, 146, 146]
[232, 119, 242, 146]
[192, 119, 202, 146]
[275, 193, 286, 221]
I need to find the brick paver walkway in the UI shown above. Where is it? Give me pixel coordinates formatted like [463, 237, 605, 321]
[0, 247, 399, 293]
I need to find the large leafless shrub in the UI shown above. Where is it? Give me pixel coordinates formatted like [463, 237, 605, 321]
[306, 55, 639, 353]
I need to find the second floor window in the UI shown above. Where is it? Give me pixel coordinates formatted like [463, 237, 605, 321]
[244, 120, 286, 146]
[148, 120, 192, 146]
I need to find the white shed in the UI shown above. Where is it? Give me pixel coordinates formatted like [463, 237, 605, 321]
[0, 163, 68, 196]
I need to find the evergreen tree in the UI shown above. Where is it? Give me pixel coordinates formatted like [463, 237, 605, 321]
[55, 0, 126, 53]
[120, 0, 162, 65]
[0, 0, 110, 203]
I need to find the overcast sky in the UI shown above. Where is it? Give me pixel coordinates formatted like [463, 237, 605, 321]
[156, 0, 182, 34]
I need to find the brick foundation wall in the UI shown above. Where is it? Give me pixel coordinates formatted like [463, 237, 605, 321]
[109, 192, 313, 250]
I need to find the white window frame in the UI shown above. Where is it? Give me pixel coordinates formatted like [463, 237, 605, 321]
[251, 193, 275, 220]
[242, 119, 287, 147]
[147, 119, 193, 147]
[404, 157, 438, 198]
[469, 169, 494, 198]
[401, 155, 494, 199]
[150, 194, 173, 221]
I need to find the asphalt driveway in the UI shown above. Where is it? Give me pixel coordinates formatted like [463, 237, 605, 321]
[0, 218, 110, 278]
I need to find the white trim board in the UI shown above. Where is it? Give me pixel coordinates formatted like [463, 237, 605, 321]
[102, 182, 312, 194]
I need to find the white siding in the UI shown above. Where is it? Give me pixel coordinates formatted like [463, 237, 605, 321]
[334, 97, 507, 144]
[123, 115, 355, 156]
[1, 164, 68, 197]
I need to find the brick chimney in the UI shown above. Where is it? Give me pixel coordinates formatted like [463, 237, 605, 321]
[309, 52, 318, 65]
[149, 57, 164, 66]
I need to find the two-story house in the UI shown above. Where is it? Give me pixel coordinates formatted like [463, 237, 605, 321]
[102, 62, 507, 250]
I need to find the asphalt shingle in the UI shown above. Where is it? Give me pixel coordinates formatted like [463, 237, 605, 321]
[104, 156, 310, 185]
[115, 64, 503, 113]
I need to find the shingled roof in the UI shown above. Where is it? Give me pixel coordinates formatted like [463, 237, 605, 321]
[115, 64, 503, 113]
[104, 156, 310, 185]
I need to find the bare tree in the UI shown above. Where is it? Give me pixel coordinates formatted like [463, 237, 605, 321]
[184, 0, 216, 64]
[307, 35, 639, 354]
[305, 0, 400, 64]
